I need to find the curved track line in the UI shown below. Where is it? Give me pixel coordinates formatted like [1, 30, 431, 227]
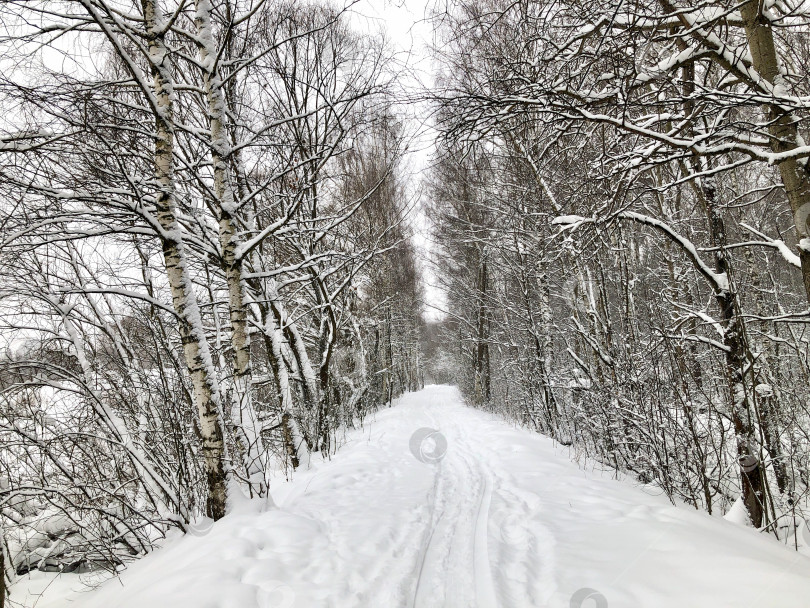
[473, 471, 497, 607]
[412, 407, 447, 608]
[411, 466, 444, 608]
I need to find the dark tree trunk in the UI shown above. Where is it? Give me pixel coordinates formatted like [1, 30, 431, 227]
[474, 256, 491, 405]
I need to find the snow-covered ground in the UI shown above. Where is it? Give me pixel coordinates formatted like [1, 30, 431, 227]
[12, 385, 810, 607]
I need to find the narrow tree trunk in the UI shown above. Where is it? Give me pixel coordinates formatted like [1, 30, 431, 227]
[679, 56, 766, 527]
[193, 0, 266, 496]
[144, 0, 227, 519]
[740, 1, 810, 303]
[700, 176, 766, 528]
[387, 306, 394, 405]
[266, 285, 319, 414]
[1, 536, 7, 608]
[743, 246, 789, 495]
[758, 389, 789, 494]
[474, 254, 491, 405]
[259, 301, 311, 469]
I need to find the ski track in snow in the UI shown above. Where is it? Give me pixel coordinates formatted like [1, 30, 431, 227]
[411, 409, 498, 608]
[13, 385, 810, 608]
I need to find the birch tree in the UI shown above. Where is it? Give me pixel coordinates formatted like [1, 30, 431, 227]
[0, 0, 418, 583]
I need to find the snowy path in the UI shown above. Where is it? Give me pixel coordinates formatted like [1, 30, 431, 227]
[15, 385, 810, 608]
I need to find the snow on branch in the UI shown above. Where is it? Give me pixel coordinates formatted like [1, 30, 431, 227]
[553, 211, 729, 294]
[739, 223, 802, 268]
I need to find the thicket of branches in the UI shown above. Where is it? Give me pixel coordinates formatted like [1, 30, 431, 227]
[429, 0, 810, 543]
[0, 0, 422, 586]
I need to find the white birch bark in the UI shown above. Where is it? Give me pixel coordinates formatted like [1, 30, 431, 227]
[193, 0, 266, 496]
[142, 0, 228, 519]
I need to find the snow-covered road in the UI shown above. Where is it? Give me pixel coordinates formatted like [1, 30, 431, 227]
[15, 385, 810, 607]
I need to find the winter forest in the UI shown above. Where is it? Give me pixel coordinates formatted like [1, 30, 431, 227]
[5, 1, 810, 607]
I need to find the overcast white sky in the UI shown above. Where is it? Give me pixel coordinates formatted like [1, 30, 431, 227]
[349, 0, 447, 320]
[349, 0, 437, 171]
